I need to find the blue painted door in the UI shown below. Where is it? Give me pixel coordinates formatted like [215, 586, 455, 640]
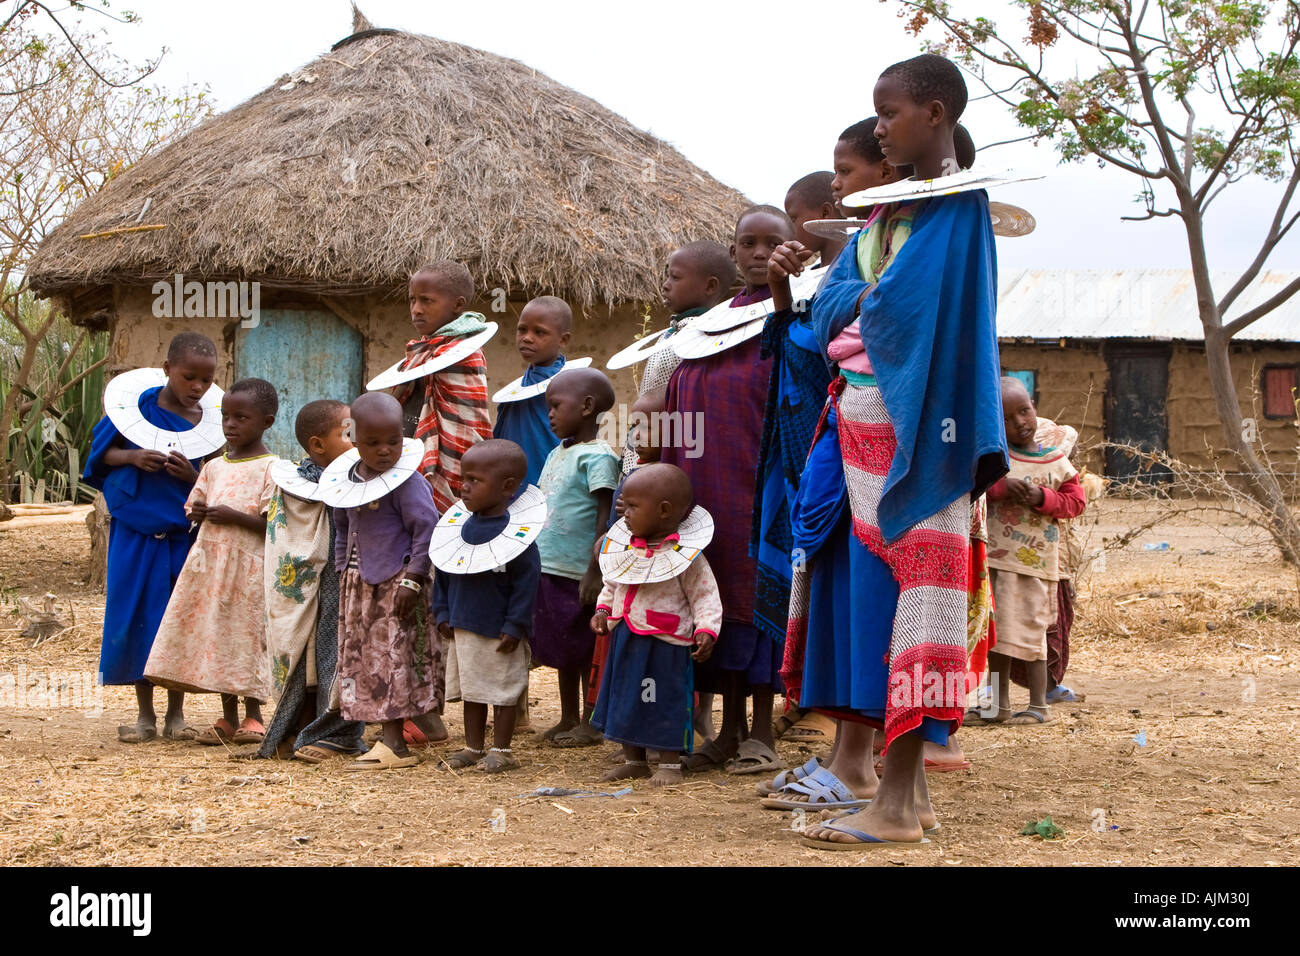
[236, 309, 363, 460]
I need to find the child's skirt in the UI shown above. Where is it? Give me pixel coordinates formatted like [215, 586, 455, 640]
[336, 567, 443, 722]
[591, 622, 694, 753]
[530, 572, 596, 670]
[445, 628, 530, 707]
[989, 569, 1052, 661]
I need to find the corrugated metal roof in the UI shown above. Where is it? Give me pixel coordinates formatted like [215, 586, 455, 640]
[996, 269, 1300, 342]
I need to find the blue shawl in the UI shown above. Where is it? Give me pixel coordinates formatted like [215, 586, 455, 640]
[813, 190, 1008, 542]
[492, 355, 565, 487]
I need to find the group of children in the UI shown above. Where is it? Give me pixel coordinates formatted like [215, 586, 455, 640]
[87, 51, 1088, 846]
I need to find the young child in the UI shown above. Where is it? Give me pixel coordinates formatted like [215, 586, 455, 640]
[144, 377, 280, 745]
[591, 463, 722, 786]
[532, 367, 620, 746]
[493, 296, 573, 486]
[393, 260, 494, 513]
[980, 378, 1086, 725]
[434, 440, 540, 773]
[333, 392, 441, 771]
[83, 332, 216, 743]
[797, 55, 1008, 848]
[665, 204, 794, 776]
[258, 399, 366, 763]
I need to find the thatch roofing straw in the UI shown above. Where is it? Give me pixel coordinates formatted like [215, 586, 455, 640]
[26, 24, 750, 307]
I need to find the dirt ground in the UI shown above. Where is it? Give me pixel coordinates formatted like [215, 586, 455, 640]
[1, 499, 1297, 866]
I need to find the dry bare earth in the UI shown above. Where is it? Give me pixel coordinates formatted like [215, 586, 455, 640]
[0, 501, 1297, 866]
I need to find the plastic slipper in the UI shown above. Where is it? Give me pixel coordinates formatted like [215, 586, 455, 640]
[1046, 686, 1082, 704]
[440, 748, 484, 770]
[755, 756, 823, 796]
[772, 709, 804, 738]
[551, 723, 603, 748]
[1005, 708, 1055, 725]
[726, 738, 784, 776]
[761, 766, 871, 810]
[801, 809, 930, 850]
[343, 741, 418, 771]
[232, 718, 265, 744]
[924, 758, 972, 772]
[294, 741, 362, 764]
[682, 738, 731, 773]
[477, 749, 520, 774]
[963, 707, 1011, 726]
[117, 724, 158, 744]
[781, 711, 836, 742]
[162, 724, 198, 741]
[197, 718, 238, 746]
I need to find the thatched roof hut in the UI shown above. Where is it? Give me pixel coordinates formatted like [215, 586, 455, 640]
[25, 9, 749, 454]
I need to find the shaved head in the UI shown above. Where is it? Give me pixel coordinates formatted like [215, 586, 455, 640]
[463, 438, 528, 484]
[623, 462, 694, 522]
[549, 366, 616, 414]
[351, 391, 403, 429]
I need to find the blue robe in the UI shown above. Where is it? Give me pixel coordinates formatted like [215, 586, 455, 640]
[83, 386, 201, 685]
[813, 190, 1008, 542]
[492, 355, 565, 487]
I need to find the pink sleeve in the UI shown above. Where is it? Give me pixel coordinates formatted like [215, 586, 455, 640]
[1037, 474, 1086, 519]
[986, 477, 1010, 501]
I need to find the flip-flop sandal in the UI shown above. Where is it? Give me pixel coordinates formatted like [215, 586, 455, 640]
[232, 718, 266, 744]
[440, 748, 485, 770]
[761, 766, 871, 810]
[800, 809, 930, 850]
[1005, 708, 1055, 725]
[924, 758, 972, 772]
[551, 724, 603, 748]
[682, 738, 731, 773]
[755, 756, 824, 796]
[197, 718, 238, 746]
[294, 741, 362, 764]
[781, 711, 836, 742]
[343, 741, 418, 771]
[817, 806, 941, 834]
[477, 749, 520, 773]
[726, 738, 784, 776]
[117, 724, 158, 744]
[963, 707, 1011, 726]
[1046, 686, 1083, 704]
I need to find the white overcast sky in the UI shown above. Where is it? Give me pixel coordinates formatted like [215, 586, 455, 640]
[77, 0, 1300, 274]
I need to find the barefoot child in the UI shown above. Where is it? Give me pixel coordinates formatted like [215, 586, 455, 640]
[258, 400, 366, 763]
[332, 392, 441, 770]
[433, 440, 541, 772]
[532, 367, 620, 747]
[980, 378, 1085, 725]
[145, 378, 280, 745]
[665, 205, 794, 776]
[83, 332, 217, 742]
[798, 55, 1009, 849]
[493, 296, 574, 486]
[591, 463, 721, 786]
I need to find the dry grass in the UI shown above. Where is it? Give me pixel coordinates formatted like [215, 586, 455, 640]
[25, 24, 749, 310]
[1, 508, 1298, 866]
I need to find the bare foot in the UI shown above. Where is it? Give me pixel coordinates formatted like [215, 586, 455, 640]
[648, 764, 683, 787]
[803, 803, 925, 846]
[602, 761, 651, 781]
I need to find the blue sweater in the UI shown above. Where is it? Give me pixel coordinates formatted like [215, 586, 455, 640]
[433, 512, 541, 640]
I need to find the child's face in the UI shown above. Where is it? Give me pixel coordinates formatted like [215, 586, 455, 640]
[784, 192, 837, 254]
[629, 397, 665, 463]
[1002, 385, 1038, 449]
[408, 273, 467, 337]
[832, 140, 895, 216]
[353, 413, 404, 474]
[459, 454, 517, 516]
[515, 303, 570, 367]
[162, 352, 217, 410]
[661, 251, 718, 314]
[308, 410, 354, 468]
[872, 74, 944, 171]
[731, 212, 794, 290]
[546, 385, 590, 440]
[221, 392, 272, 450]
[619, 483, 674, 540]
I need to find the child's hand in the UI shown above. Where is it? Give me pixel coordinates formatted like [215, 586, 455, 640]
[131, 449, 168, 472]
[201, 504, 245, 525]
[497, 634, 520, 654]
[187, 501, 207, 523]
[692, 632, 716, 662]
[437, 621, 454, 642]
[163, 451, 198, 484]
[590, 610, 609, 635]
[767, 240, 814, 282]
[394, 585, 419, 621]
[579, 566, 602, 606]
[613, 493, 626, 518]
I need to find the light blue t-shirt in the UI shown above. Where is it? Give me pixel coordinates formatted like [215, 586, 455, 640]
[536, 438, 621, 579]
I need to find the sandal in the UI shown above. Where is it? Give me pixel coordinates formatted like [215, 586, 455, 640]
[343, 740, 418, 771]
[1046, 685, 1083, 704]
[232, 718, 265, 744]
[477, 748, 520, 774]
[162, 723, 198, 741]
[294, 741, 361, 764]
[682, 738, 731, 773]
[782, 711, 836, 742]
[551, 723, 603, 748]
[801, 808, 930, 850]
[117, 723, 157, 744]
[963, 707, 1011, 726]
[725, 738, 784, 776]
[760, 766, 871, 811]
[440, 748, 484, 770]
[197, 718, 238, 746]
[756, 756, 824, 796]
[772, 708, 805, 739]
[1005, 707, 1055, 725]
